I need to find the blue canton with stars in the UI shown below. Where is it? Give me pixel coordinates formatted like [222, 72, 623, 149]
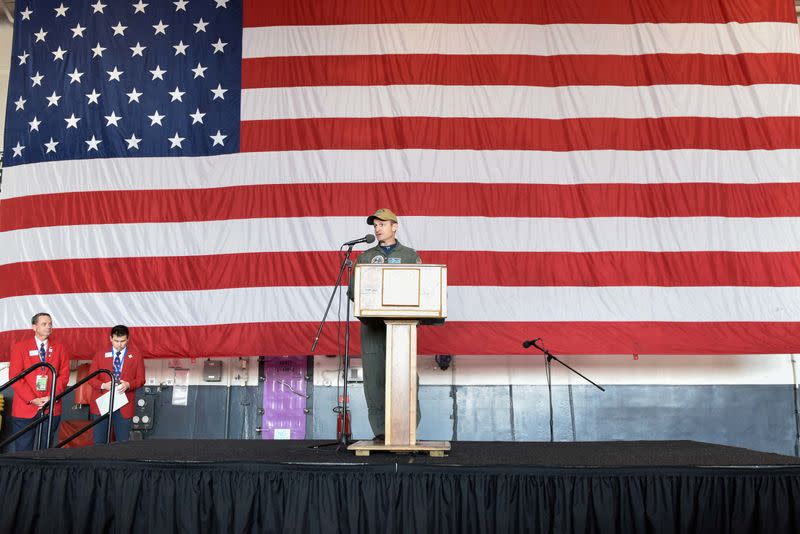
[3, 0, 241, 167]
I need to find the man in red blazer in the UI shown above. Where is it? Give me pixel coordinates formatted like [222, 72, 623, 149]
[88, 325, 146, 444]
[9, 312, 71, 451]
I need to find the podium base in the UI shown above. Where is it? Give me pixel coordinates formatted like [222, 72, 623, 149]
[348, 440, 451, 457]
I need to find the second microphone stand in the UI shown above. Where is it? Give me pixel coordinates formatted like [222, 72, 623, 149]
[525, 339, 605, 442]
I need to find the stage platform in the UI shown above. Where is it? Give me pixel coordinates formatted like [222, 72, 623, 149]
[2, 439, 800, 532]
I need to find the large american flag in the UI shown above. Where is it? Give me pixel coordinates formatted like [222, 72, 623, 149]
[2, 0, 800, 359]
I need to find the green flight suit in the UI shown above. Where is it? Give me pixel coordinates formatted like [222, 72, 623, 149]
[349, 241, 422, 437]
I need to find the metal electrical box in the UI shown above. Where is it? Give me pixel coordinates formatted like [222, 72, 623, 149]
[203, 359, 223, 382]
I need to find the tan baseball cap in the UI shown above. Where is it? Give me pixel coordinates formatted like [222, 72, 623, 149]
[366, 208, 398, 225]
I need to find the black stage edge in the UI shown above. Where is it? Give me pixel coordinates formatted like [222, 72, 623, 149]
[2, 440, 800, 533]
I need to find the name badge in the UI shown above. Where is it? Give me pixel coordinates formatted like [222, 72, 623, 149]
[29, 350, 38, 356]
[388, 257, 401, 264]
[35, 375, 48, 391]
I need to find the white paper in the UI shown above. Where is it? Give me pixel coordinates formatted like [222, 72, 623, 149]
[95, 389, 129, 416]
[172, 368, 190, 406]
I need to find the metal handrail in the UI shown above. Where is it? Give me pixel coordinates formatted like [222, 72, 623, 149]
[53, 368, 115, 447]
[0, 362, 58, 451]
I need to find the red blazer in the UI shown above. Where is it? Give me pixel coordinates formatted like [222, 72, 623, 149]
[9, 337, 71, 418]
[88, 347, 145, 419]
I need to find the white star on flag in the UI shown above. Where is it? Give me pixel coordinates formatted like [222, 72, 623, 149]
[86, 89, 101, 104]
[46, 91, 61, 107]
[92, 43, 107, 58]
[64, 113, 81, 128]
[150, 66, 167, 80]
[51, 47, 67, 61]
[190, 108, 205, 124]
[68, 68, 84, 84]
[173, 41, 189, 55]
[127, 88, 143, 103]
[107, 67, 124, 82]
[148, 110, 165, 126]
[169, 87, 186, 102]
[211, 84, 227, 100]
[153, 20, 169, 35]
[112, 22, 128, 36]
[130, 42, 147, 57]
[125, 134, 142, 150]
[168, 132, 185, 148]
[44, 138, 59, 154]
[105, 111, 122, 127]
[85, 135, 102, 152]
[212, 38, 228, 54]
[191, 63, 207, 78]
[210, 130, 227, 146]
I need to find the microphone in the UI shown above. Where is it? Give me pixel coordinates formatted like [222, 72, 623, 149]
[343, 234, 376, 246]
[522, 338, 541, 348]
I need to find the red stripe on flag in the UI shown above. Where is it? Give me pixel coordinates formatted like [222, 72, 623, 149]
[241, 117, 800, 152]
[3, 252, 800, 298]
[5, 182, 800, 232]
[242, 54, 800, 89]
[243, 0, 796, 26]
[1, 321, 799, 360]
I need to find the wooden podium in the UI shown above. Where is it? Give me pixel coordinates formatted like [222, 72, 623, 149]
[348, 264, 451, 456]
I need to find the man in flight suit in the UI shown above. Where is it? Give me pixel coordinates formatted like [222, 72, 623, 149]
[349, 208, 422, 441]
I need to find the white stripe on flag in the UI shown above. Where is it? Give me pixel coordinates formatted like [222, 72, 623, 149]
[242, 22, 800, 58]
[2, 285, 800, 331]
[3, 149, 800, 199]
[241, 84, 800, 121]
[3, 216, 800, 265]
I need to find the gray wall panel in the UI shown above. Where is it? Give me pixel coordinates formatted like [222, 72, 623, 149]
[2, 383, 797, 457]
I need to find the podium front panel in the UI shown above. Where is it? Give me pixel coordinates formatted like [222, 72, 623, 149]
[354, 264, 447, 319]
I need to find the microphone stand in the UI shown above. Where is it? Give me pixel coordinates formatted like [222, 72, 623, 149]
[311, 243, 356, 451]
[524, 339, 605, 442]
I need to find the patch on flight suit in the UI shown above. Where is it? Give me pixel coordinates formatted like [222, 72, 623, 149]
[371, 256, 385, 264]
[388, 257, 401, 264]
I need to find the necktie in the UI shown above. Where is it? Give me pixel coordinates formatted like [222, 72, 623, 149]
[39, 343, 46, 363]
[113, 351, 122, 382]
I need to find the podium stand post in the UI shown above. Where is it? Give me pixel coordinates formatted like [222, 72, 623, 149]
[385, 319, 419, 446]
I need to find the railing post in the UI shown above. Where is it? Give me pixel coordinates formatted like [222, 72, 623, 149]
[0, 362, 57, 452]
[51, 369, 116, 448]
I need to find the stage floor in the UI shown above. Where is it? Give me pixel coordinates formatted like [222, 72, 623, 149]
[3, 438, 800, 470]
